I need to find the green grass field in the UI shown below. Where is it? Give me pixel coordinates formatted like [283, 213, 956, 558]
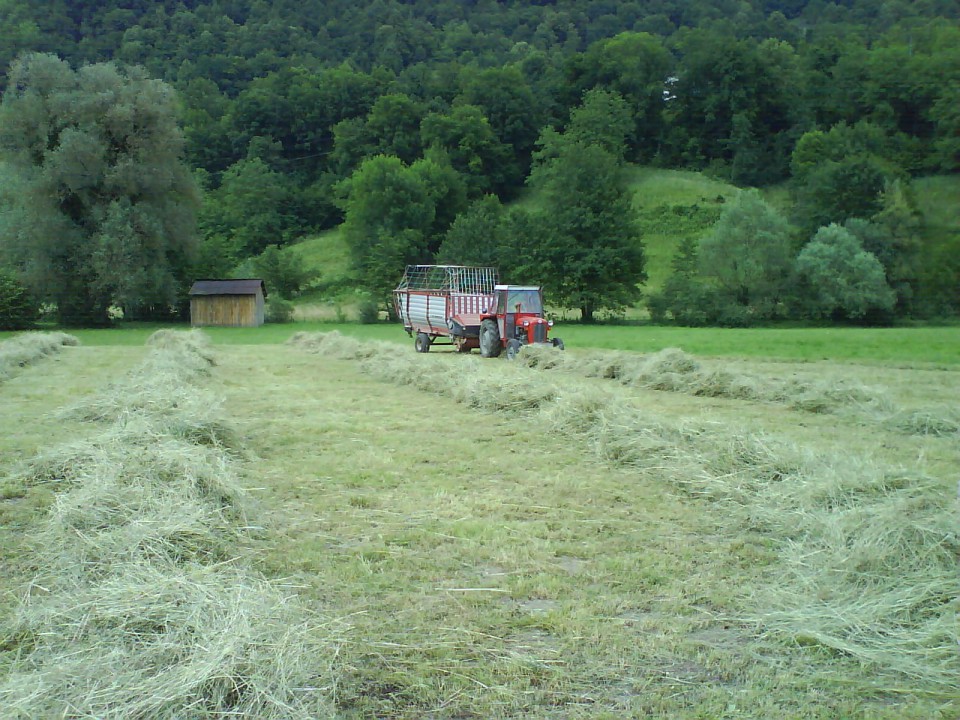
[2, 329, 957, 718]
[7, 322, 958, 366]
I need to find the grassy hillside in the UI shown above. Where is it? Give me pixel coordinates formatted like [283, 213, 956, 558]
[913, 175, 960, 313]
[284, 227, 353, 295]
[279, 228, 359, 320]
[278, 169, 959, 319]
[281, 168, 743, 312]
[626, 167, 741, 294]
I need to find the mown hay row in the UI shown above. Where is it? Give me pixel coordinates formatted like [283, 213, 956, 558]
[883, 406, 960, 437]
[2, 330, 342, 719]
[0, 331, 79, 383]
[57, 329, 236, 447]
[3, 562, 338, 720]
[749, 469, 958, 689]
[290, 331, 959, 694]
[517, 344, 902, 422]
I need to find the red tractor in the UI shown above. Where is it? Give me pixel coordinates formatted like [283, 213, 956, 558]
[394, 265, 563, 358]
[479, 285, 564, 359]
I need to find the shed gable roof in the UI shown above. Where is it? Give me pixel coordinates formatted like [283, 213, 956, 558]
[189, 279, 266, 297]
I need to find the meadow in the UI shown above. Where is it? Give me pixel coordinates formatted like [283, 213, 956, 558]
[0, 326, 957, 718]
[5, 322, 959, 365]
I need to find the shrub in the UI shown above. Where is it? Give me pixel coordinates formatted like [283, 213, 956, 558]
[265, 298, 295, 323]
[0, 268, 39, 330]
[358, 296, 380, 324]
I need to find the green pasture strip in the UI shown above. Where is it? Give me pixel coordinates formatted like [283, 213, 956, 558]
[4, 323, 958, 365]
[555, 325, 960, 365]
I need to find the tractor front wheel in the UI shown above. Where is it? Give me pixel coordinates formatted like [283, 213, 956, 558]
[506, 338, 522, 360]
[551, 337, 565, 351]
[479, 319, 501, 358]
[415, 332, 431, 353]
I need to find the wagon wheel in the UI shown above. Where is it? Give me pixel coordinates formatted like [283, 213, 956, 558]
[479, 319, 501, 358]
[415, 332, 431, 353]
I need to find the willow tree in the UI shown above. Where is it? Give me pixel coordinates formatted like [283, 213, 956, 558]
[0, 53, 199, 324]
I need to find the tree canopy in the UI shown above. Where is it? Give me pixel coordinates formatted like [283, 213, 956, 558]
[525, 108, 645, 322]
[0, 1, 957, 324]
[0, 53, 199, 324]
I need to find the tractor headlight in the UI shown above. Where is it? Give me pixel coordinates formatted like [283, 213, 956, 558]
[548, 321, 554, 327]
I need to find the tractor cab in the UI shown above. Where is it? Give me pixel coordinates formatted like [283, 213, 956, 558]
[496, 286, 546, 344]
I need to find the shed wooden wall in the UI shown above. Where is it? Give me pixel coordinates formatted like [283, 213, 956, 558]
[190, 292, 264, 327]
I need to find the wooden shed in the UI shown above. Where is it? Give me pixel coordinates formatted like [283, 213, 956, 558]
[189, 279, 267, 328]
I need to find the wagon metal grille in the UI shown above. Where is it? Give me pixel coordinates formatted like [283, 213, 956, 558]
[396, 265, 498, 293]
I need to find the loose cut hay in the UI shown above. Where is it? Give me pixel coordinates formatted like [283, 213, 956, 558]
[0, 331, 79, 382]
[2, 329, 343, 717]
[288, 330, 382, 361]
[518, 345, 908, 423]
[883, 406, 960, 436]
[750, 467, 958, 691]
[145, 327, 217, 363]
[59, 331, 237, 447]
[22, 426, 248, 573]
[19, 420, 244, 505]
[1, 563, 340, 720]
[291, 331, 562, 414]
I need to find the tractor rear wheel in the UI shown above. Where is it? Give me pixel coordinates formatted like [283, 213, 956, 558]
[506, 339, 522, 360]
[479, 319, 501, 358]
[415, 332, 431, 353]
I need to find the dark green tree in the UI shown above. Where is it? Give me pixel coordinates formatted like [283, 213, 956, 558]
[254, 244, 314, 300]
[201, 155, 295, 256]
[0, 267, 39, 330]
[455, 65, 542, 195]
[562, 88, 633, 162]
[437, 195, 505, 266]
[411, 153, 468, 255]
[565, 32, 672, 161]
[646, 236, 721, 326]
[698, 190, 794, 319]
[930, 85, 960, 172]
[365, 93, 425, 164]
[666, 29, 799, 184]
[795, 153, 903, 235]
[420, 104, 513, 197]
[795, 224, 895, 321]
[0, 54, 199, 325]
[338, 154, 464, 310]
[528, 131, 645, 322]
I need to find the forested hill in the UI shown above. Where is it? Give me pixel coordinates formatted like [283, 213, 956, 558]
[0, 1, 958, 325]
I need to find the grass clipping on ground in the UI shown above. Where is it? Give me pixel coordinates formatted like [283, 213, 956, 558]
[291, 331, 959, 696]
[1, 330, 341, 719]
[0, 331, 79, 382]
